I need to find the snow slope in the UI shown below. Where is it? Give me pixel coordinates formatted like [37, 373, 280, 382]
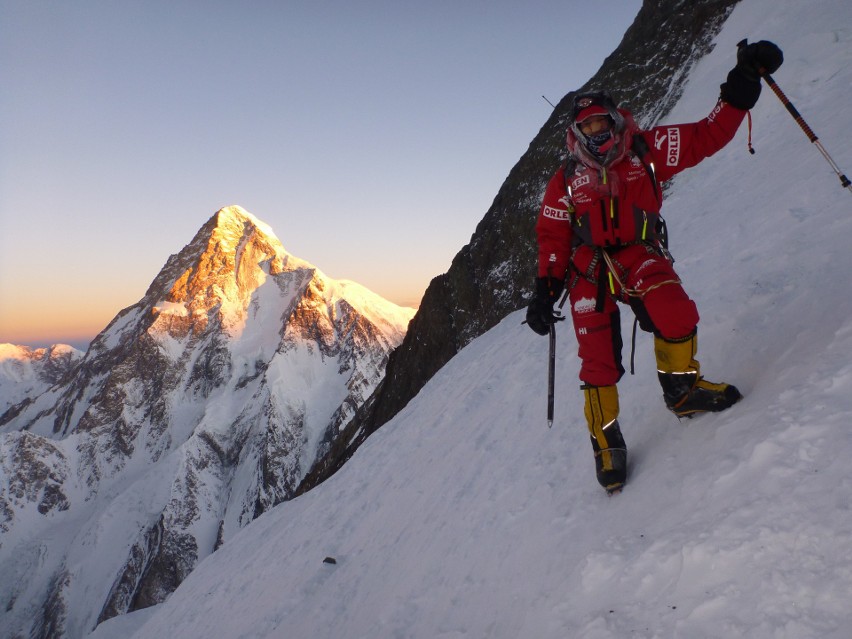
[93, 0, 852, 637]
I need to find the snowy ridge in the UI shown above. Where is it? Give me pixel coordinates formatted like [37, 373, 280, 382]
[0, 344, 83, 414]
[111, 1, 852, 637]
[0, 206, 415, 638]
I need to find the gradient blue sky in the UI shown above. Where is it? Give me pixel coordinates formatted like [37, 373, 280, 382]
[0, 0, 641, 348]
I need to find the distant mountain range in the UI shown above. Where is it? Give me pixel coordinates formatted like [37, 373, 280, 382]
[0, 344, 83, 414]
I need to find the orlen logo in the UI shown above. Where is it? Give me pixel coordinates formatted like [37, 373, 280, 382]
[573, 296, 596, 314]
[543, 205, 570, 220]
[572, 174, 591, 190]
[666, 127, 681, 166]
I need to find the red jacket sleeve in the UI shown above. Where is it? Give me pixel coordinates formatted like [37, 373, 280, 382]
[647, 100, 747, 182]
[535, 167, 573, 279]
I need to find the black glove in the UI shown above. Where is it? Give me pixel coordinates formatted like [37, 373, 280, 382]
[720, 39, 784, 110]
[526, 277, 564, 336]
[737, 39, 784, 79]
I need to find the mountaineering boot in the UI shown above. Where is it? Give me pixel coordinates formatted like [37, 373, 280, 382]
[583, 384, 627, 493]
[654, 332, 742, 418]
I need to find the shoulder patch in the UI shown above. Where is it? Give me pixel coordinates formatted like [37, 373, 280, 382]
[666, 127, 681, 166]
[543, 205, 570, 220]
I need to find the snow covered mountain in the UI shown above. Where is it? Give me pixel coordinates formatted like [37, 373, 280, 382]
[0, 344, 83, 414]
[86, 0, 851, 637]
[0, 205, 414, 638]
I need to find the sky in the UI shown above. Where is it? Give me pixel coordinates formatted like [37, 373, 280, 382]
[0, 0, 642, 349]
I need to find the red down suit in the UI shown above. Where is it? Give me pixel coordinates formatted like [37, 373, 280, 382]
[536, 100, 747, 386]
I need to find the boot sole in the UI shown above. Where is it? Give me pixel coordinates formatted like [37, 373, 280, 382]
[669, 387, 743, 418]
[605, 482, 624, 496]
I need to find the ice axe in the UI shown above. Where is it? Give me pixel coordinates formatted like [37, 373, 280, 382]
[547, 321, 557, 428]
[523, 297, 565, 428]
[741, 38, 852, 195]
[546, 298, 568, 428]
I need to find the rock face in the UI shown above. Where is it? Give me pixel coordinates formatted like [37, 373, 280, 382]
[0, 206, 414, 639]
[299, 0, 742, 492]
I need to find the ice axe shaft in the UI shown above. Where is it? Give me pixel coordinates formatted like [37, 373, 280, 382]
[761, 71, 852, 195]
[546, 301, 567, 428]
[547, 322, 556, 427]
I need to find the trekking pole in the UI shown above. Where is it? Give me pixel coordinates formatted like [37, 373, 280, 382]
[754, 61, 852, 195]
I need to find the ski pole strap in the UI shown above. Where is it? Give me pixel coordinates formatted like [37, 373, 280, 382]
[630, 316, 639, 375]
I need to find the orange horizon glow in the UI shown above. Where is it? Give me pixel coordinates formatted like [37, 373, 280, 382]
[0, 314, 110, 348]
[0, 286, 133, 348]
[0, 286, 423, 348]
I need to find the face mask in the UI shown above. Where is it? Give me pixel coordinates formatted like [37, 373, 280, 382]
[586, 131, 614, 157]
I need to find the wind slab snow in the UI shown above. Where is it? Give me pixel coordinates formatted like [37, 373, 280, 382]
[93, 0, 852, 637]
